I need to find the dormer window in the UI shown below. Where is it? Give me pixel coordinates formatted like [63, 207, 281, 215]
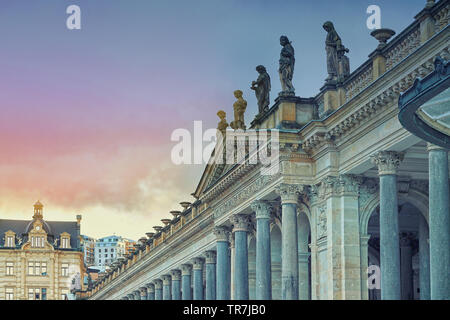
[31, 236, 45, 248]
[60, 232, 71, 249]
[5, 231, 16, 248]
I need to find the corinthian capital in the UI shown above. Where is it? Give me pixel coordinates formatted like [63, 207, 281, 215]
[370, 151, 404, 175]
[213, 226, 230, 242]
[250, 200, 272, 219]
[275, 183, 304, 204]
[230, 214, 252, 233]
[170, 269, 181, 281]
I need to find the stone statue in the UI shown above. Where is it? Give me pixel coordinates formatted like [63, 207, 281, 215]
[278, 35, 295, 95]
[251, 65, 271, 114]
[230, 90, 247, 130]
[216, 110, 228, 137]
[323, 21, 350, 83]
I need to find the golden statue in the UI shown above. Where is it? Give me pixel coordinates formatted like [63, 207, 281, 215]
[230, 90, 247, 130]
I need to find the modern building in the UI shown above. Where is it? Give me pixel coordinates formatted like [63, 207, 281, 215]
[94, 235, 126, 268]
[124, 238, 137, 255]
[0, 201, 85, 300]
[80, 235, 96, 267]
[87, 0, 449, 300]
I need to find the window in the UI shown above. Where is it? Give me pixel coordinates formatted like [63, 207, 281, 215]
[28, 288, 46, 300]
[61, 238, 68, 248]
[61, 263, 69, 277]
[5, 288, 14, 300]
[105, 248, 108, 252]
[31, 236, 45, 248]
[6, 236, 14, 247]
[28, 261, 47, 276]
[6, 262, 14, 275]
[111, 248, 114, 252]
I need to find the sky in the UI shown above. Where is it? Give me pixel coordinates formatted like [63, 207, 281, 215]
[0, 0, 427, 240]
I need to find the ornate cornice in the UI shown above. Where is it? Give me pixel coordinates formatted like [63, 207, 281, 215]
[302, 41, 449, 154]
[370, 151, 405, 175]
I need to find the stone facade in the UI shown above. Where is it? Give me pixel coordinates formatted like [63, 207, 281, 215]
[88, 0, 449, 300]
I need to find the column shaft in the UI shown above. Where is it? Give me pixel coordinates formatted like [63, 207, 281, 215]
[428, 146, 450, 300]
[234, 230, 249, 300]
[281, 202, 299, 299]
[419, 216, 430, 300]
[216, 241, 230, 299]
[193, 259, 204, 300]
[172, 280, 181, 300]
[379, 174, 401, 299]
[206, 262, 216, 300]
[256, 216, 271, 300]
[182, 274, 192, 300]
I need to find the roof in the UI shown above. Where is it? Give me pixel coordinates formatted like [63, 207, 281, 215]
[0, 218, 79, 249]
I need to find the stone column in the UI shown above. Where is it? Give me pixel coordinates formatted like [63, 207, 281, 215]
[181, 264, 192, 300]
[127, 293, 134, 300]
[298, 252, 310, 300]
[230, 233, 235, 300]
[122, 296, 129, 300]
[171, 270, 182, 300]
[154, 279, 163, 300]
[418, 215, 430, 300]
[427, 144, 450, 300]
[276, 184, 302, 300]
[205, 251, 217, 300]
[133, 290, 140, 300]
[214, 226, 231, 300]
[139, 287, 147, 300]
[193, 258, 204, 300]
[400, 233, 414, 300]
[231, 214, 251, 300]
[251, 200, 272, 300]
[162, 275, 172, 300]
[371, 151, 403, 300]
[146, 283, 155, 300]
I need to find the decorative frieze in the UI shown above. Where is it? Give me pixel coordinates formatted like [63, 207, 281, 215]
[214, 172, 281, 219]
[370, 151, 405, 175]
[230, 214, 252, 233]
[213, 226, 230, 242]
[275, 183, 304, 204]
[250, 200, 272, 219]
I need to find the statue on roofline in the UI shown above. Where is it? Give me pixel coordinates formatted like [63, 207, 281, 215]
[278, 35, 295, 96]
[230, 90, 247, 130]
[251, 65, 271, 114]
[323, 21, 350, 83]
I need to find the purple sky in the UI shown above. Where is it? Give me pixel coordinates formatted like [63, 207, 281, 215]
[0, 0, 427, 239]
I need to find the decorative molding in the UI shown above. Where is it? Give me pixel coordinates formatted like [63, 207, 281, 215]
[309, 174, 363, 204]
[213, 172, 281, 219]
[213, 226, 230, 242]
[230, 214, 252, 233]
[250, 200, 272, 220]
[317, 205, 327, 240]
[275, 183, 304, 204]
[370, 151, 405, 175]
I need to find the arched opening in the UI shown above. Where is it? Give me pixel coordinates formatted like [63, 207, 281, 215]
[270, 224, 282, 300]
[248, 235, 256, 300]
[297, 211, 311, 300]
[365, 201, 428, 300]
